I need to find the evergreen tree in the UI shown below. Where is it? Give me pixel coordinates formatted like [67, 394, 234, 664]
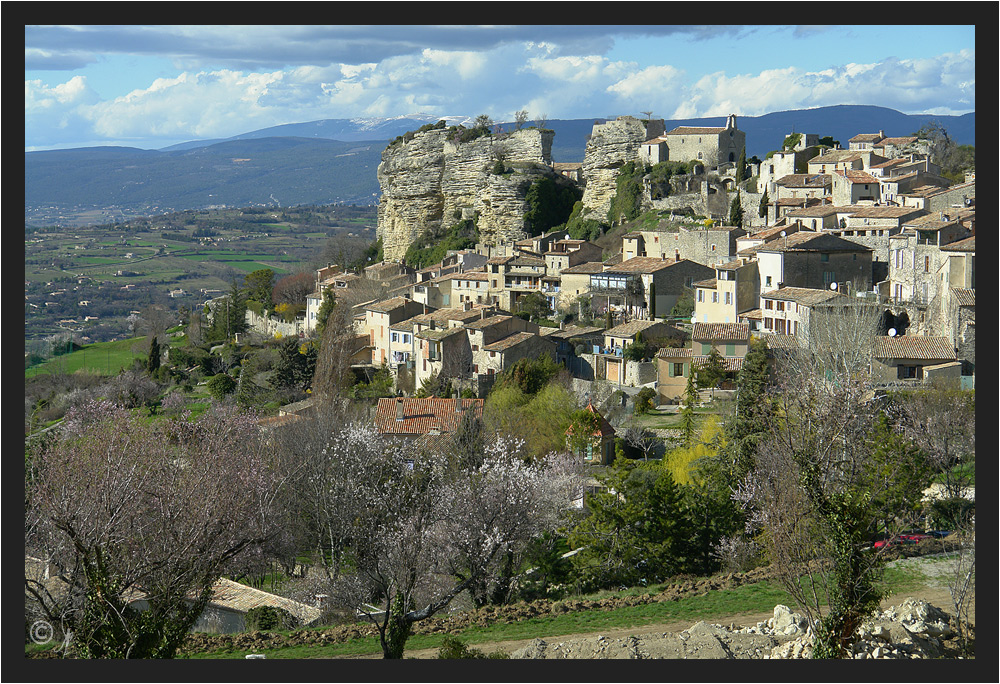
[728, 190, 744, 229]
[724, 337, 771, 479]
[146, 335, 161, 375]
[679, 371, 698, 448]
[735, 147, 747, 184]
[315, 287, 336, 336]
[758, 189, 769, 219]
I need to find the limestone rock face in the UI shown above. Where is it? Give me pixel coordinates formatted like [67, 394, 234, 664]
[376, 126, 556, 262]
[580, 116, 649, 219]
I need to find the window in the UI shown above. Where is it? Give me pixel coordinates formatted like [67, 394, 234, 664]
[673, 363, 685, 377]
[698, 152, 703, 159]
[391, 332, 398, 343]
[820, 253, 830, 262]
[766, 275, 773, 287]
[776, 301, 785, 311]
[712, 292, 718, 303]
[924, 256, 930, 272]
[697, 290, 704, 302]
[725, 292, 732, 305]
[765, 300, 773, 310]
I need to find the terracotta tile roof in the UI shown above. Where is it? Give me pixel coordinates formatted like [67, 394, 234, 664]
[848, 206, 924, 219]
[605, 256, 677, 273]
[740, 308, 763, 320]
[540, 325, 605, 340]
[810, 150, 863, 164]
[834, 169, 879, 183]
[761, 333, 802, 350]
[665, 126, 726, 135]
[482, 331, 539, 352]
[757, 231, 870, 253]
[874, 136, 917, 147]
[560, 261, 606, 274]
[656, 346, 694, 359]
[694, 278, 717, 288]
[605, 319, 667, 338]
[775, 174, 831, 188]
[849, 133, 884, 143]
[940, 236, 974, 252]
[692, 322, 750, 342]
[375, 397, 485, 435]
[365, 296, 413, 313]
[465, 314, 515, 330]
[785, 205, 857, 218]
[761, 286, 846, 306]
[208, 578, 322, 625]
[693, 355, 744, 371]
[416, 325, 466, 341]
[951, 288, 975, 307]
[873, 336, 955, 360]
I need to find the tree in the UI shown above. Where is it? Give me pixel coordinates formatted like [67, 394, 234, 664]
[206, 372, 236, 401]
[728, 190, 744, 229]
[723, 336, 773, 480]
[697, 347, 726, 392]
[276, 420, 579, 658]
[513, 109, 529, 130]
[145, 335, 161, 375]
[272, 271, 315, 308]
[516, 290, 554, 322]
[735, 147, 747, 184]
[758, 188, 769, 219]
[314, 287, 336, 336]
[243, 269, 275, 312]
[25, 402, 283, 659]
[569, 458, 692, 588]
[678, 371, 698, 447]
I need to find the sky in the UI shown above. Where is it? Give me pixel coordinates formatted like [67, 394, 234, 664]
[24, 24, 976, 152]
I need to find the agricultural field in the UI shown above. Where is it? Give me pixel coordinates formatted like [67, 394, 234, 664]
[24, 204, 377, 345]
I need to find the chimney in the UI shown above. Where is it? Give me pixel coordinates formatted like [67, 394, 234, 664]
[395, 397, 405, 421]
[455, 396, 463, 413]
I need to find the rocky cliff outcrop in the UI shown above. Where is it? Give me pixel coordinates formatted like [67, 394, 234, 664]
[580, 116, 651, 219]
[376, 126, 558, 262]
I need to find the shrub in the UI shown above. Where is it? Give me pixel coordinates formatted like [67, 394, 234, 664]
[633, 386, 656, 415]
[437, 636, 509, 659]
[206, 373, 236, 401]
[244, 606, 299, 632]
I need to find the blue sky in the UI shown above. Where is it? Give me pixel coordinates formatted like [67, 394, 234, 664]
[25, 24, 976, 151]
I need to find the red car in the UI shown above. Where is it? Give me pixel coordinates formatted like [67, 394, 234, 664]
[899, 532, 933, 543]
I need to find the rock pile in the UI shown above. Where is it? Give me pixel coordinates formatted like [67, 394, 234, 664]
[511, 599, 963, 660]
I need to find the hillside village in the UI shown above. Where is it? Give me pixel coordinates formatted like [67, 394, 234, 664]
[26, 115, 976, 662]
[237, 115, 974, 440]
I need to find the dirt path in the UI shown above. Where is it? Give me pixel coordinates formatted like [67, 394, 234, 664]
[345, 555, 972, 659]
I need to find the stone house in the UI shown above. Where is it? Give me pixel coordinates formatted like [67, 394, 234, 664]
[641, 114, 745, 168]
[782, 204, 844, 232]
[590, 256, 714, 319]
[410, 273, 455, 309]
[447, 269, 492, 306]
[847, 132, 885, 151]
[364, 296, 428, 367]
[602, 319, 683, 355]
[755, 231, 872, 296]
[887, 213, 973, 307]
[539, 324, 606, 369]
[773, 173, 832, 205]
[693, 259, 760, 325]
[485, 253, 548, 311]
[831, 170, 880, 205]
[655, 322, 749, 402]
[621, 226, 746, 267]
[873, 136, 932, 159]
[554, 261, 606, 313]
[871, 335, 958, 384]
[946, 286, 975, 376]
[543, 239, 603, 276]
[477, 330, 556, 380]
[759, 286, 847, 336]
[898, 180, 975, 213]
[464, 314, 540, 377]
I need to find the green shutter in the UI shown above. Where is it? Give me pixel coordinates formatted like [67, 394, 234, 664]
[726, 343, 735, 356]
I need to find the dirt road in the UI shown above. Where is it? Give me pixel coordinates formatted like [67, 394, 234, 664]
[354, 554, 972, 659]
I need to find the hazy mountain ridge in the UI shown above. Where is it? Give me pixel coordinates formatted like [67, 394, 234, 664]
[25, 106, 974, 226]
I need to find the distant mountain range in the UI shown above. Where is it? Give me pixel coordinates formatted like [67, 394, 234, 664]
[25, 105, 974, 226]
